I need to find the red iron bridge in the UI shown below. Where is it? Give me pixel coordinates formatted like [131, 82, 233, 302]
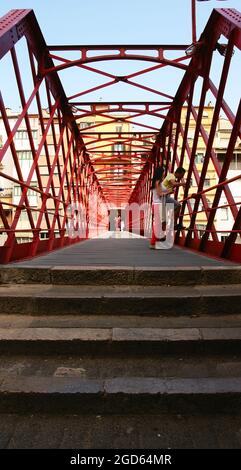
[1, 8, 241, 448]
[0, 7, 240, 265]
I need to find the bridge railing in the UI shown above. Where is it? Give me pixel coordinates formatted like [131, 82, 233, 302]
[130, 8, 241, 263]
[0, 10, 106, 263]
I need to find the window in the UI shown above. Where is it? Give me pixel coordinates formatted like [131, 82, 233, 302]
[189, 178, 197, 187]
[17, 151, 33, 169]
[28, 187, 38, 197]
[217, 153, 226, 166]
[196, 224, 206, 237]
[204, 178, 210, 187]
[14, 186, 22, 196]
[195, 153, 204, 164]
[14, 185, 38, 206]
[229, 154, 241, 170]
[116, 126, 122, 133]
[16, 237, 32, 243]
[79, 122, 93, 129]
[202, 199, 211, 212]
[113, 143, 124, 152]
[15, 130, 38, 140]
[19, 210, 37, 222]
[189, 177, 197, 187]
[32, 211, 38, 222]
[114, 167, 124, 176]
[220, 208, 229, 221]
[19, 210, 28, 222]
[221, 235, 229, 243]
[40, 232, 49, 239]
[189, 199, 195, 210]
[187, 130, 195, 140]
[18, 151, 32, 160]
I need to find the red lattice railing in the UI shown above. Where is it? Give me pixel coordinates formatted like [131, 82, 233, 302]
[0, 10, 106, 263]
[130, 8, 241, 263]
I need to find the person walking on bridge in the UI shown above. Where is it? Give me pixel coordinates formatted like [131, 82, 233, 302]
[149, 166, 172, 249]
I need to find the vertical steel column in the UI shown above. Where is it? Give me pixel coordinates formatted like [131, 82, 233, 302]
[186, 33, 234, 246]
[184, 41, 216, 246]
[200, 100, 241, 253]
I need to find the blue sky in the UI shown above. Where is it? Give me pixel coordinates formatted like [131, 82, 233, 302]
[0, 1, 240, 121]
[1, 0, 241, 44]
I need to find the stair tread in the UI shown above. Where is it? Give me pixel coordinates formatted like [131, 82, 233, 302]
[2, 264, 241, 288]
[0, 354, 241, 379]
[0, 272, 240, 416]
[0, 283, 241, 297]
[1, 412, 241, 449]
[1, 313, 241, 328]
[1, 326, 241, 341]
[1, 375, 241, 395]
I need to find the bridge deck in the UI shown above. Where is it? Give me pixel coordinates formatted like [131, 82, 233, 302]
[14, 233, 235, 267]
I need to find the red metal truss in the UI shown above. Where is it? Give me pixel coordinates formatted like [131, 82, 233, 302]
[0, 7, 241, 263]
[0, 9, 106, 263]
[41, 43, 190, 207]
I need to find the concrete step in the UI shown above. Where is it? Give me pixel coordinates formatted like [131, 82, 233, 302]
[1, 353, 241, 379]
[0, 327, 241, 355]
[2, 313, 241, 329]
[1, 265, 241, 286]
[1, 263, 241, 422]
[0, 284, 241, 315]
[0, 375, 241, 413]
[2, 411, 241, 449]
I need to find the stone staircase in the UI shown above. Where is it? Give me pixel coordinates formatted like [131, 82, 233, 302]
[0, 265, 241, 420]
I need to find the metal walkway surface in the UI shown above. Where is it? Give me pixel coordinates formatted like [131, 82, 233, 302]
[14, 233, 235, 268]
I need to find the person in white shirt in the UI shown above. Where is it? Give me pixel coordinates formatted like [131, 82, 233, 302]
[161, 167, 186, 230]
[150, 166, 172, 248]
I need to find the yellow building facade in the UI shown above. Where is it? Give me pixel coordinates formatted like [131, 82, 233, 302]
[179, 103, 241, 238]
